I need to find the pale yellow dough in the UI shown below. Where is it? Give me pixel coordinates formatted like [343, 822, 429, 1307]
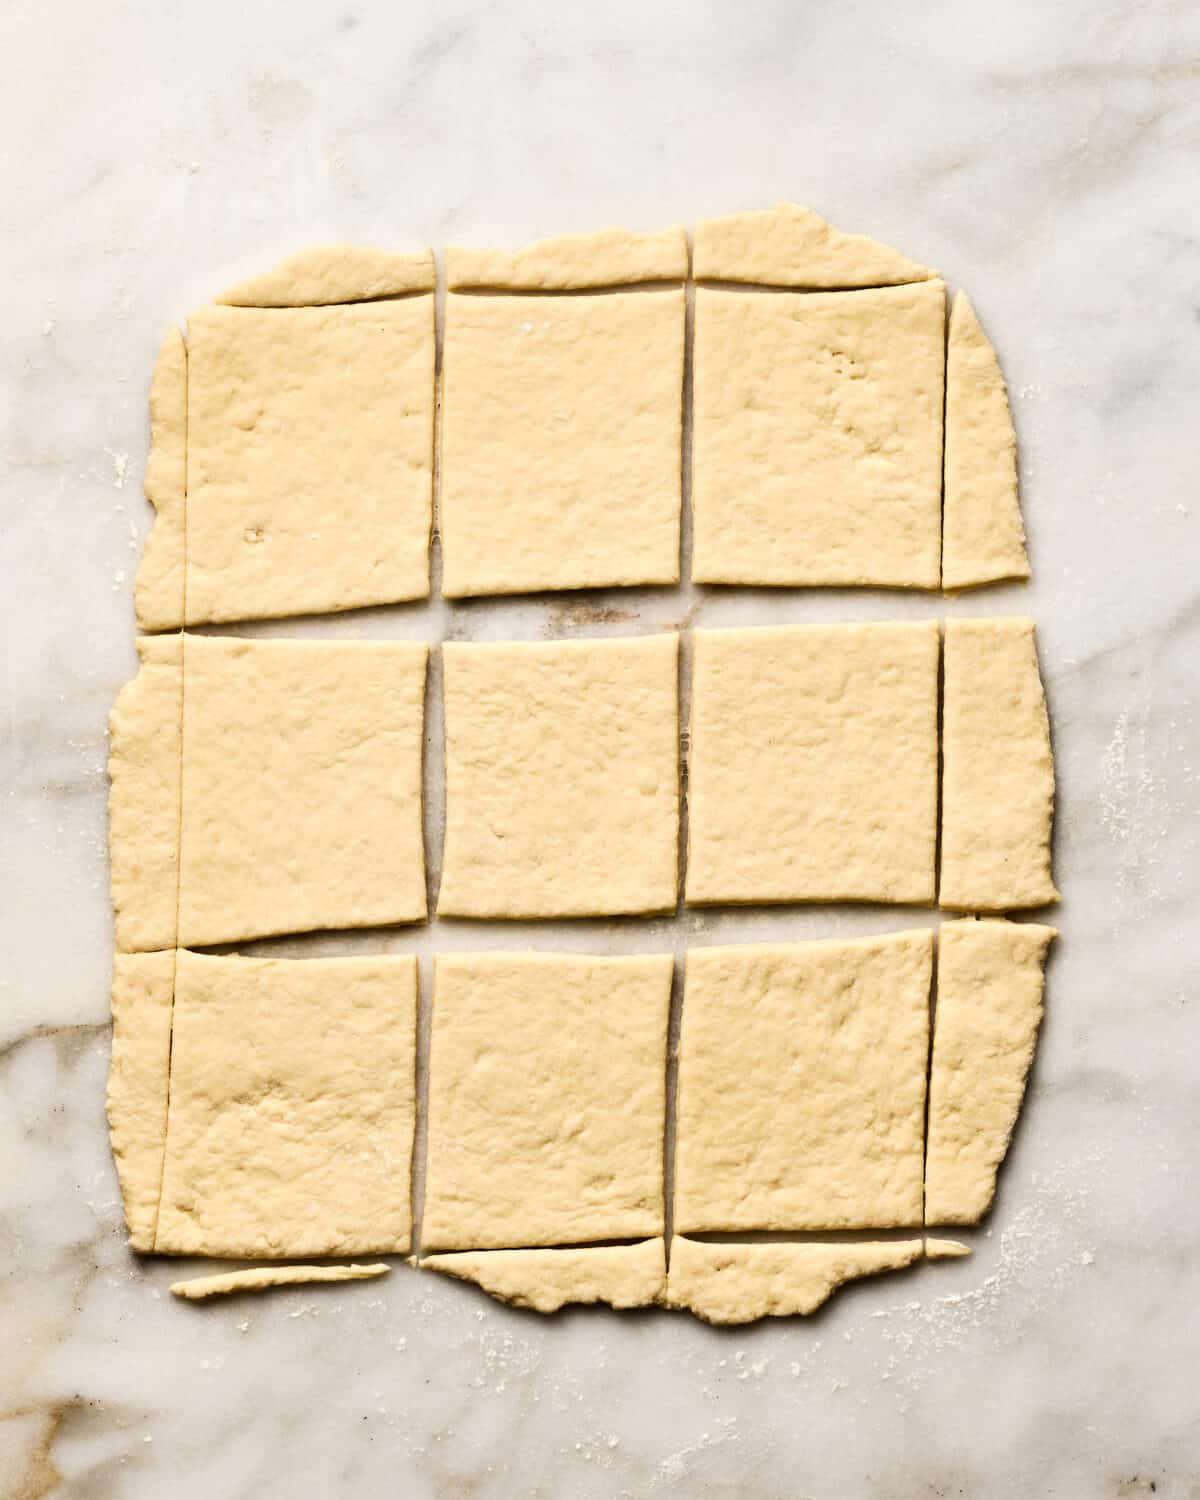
[439, 635, 679, 918]
[942, 292, 1031, 590]
[422, 953, 672, 1250]
[925, 918, 1056, 1224]
[675, 931, 932, 1233]
[156, 952, 416, 1258]
[940, 619, 1058, 911]
[217, 244, 434, 305]
[134, 328, 187, 632]
[692, 282, 945, 587]
[440, 289, 684, 596]
[693, 202, 936, 287]
[446, 226, 687, 289]
[171, 1263, 390, 1300]
[107, 952, 175, 1250]
[686, 623, 939, 907]
[419, 1241, 666, 1313]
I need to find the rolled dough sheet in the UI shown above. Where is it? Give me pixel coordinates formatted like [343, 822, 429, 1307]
[107, 952, 175, 1251]
[418, 1240, 666, 1313]
[940, 618, 1059, 912]
[171, 1263, 390, 1300]
[692, 281, 945, 587]
[685, 623, 939, 907]
[217, 245, 435, 305]
[438, 634, 679, 919]
[134, 327, 187, 633]
[675, 930, 931, 1233]
[155, 952, 417, 1258]
[446, 226, 687, 289]
[693, 202, 936, 288]
[942, 292, 1031, 590]
[422, 953, 672, 1250]
[666, 1237, 926, 1324]
[439, 289, 684, 596]
[925, 918, 1057, 1224]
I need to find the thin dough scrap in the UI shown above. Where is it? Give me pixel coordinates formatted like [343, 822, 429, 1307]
[925, 918, 1056, 1224]
[107, 952, 175, 1250]
[419, 1241, 666, 1314]
[940, 619, 1058, 911]
[217, 245, 435, 305]
[446, 225, 687, 289]
[171, 1263, 390, 1300]
[942, 292, 1030, 590]
[134, 327, 187, 632]
[924, 1237, 973, 1260]
[693, 202, 936, 287]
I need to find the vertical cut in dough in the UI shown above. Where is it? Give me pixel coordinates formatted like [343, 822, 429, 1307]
[134, 327, 188, 633]
[422, 953, 672, 1250]
[177, 636, 427, 946]
[419, 1240, 666, 1313]
[666, 1238, 926, 1324]
[693, 202, 936, 288]
[438, 634, 679, 918]
[170, 1263, 391, 1300]
[109, 635, 183, 953]
[692, 282, 945, 587]
[942, 292, 1030, 590]
[940, 619, 1058, 911]
[446, 226, 688, 289]
[925, 918, 1056, 1224]
[156, 952, 417, 1258]
[217, 245, 435, 306]
[675, 931, 932, 1233]
[107, 952, 176, 1250]
[686, 623, 939, 907]
[184, 298, 434, 622]
[440, 289, 684, 596]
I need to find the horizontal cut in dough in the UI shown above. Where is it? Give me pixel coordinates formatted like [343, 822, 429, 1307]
[217, 245, 435, 306]
[925, 918, 1056, 1224]
[156, 952, 417, 1258]
[170, 1263, 390, 1300]
[692, 282, 945, 587]
[666, 1238, 926, 1324]
[940, 619, 1058, 911]
[134, 327, 188, 633]
[440, 289, 684, 596]
[181, 298, 434, 624]
[422, 953, 672, 1250]
[942, 292, 1030, 590]
[107, 952, 175, 1250]
[446, 226, 688, 289]
[419, 1240, 666, 1314]
[439, 635, 679, 919]
[686, 623, 939, 907]
[675, 931, 931, 1233]
[693, 202, 936, 288]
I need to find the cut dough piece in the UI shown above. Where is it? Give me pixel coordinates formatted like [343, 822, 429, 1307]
[439, 635, 679, 918]
[419, 1240, 666, 1313]
[692, 282, 945, 587]
[925, 918, 1056, 1224]
[675, 931, 932, 1233]
[693, 202, 936, 287]
[423, 953, 672, 1250]
[940, 619, 1058, 911]
[942, 293, 1030, 590]
[440, 289, 684, 596]
[182, 298, 433, 624]
[178, 636, 427, 946]
[107, 952, 175, 1250]
[156, 952, 416, 1258]
[109, 635, 183, 953]
[171, 1263, 390, 1300]
[217, 245, 434, 306]
[134, 327, 187, 632]
[924, 1237, 972, 1260]
[446, 226, 687, 289]
[666, 1238, 925, 1324]
[686, 623, 939, 907]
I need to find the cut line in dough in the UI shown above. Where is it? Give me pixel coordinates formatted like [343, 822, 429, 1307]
[107, 952, 176, 1251]
[134, 327, 188, 633]
[446, 226, 688, 289]
[418, 1240, 666, 1313]
[217, 245, 435, 305]
[170, 1263, 390, 1300]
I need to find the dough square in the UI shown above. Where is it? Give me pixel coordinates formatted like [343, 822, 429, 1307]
[439, 289, 684, 596]
[675, 930, 932, 1233]
[423, 953, 673, 1250]
[438, 634, 679, 918]
[185, 298, 434, 623]
[692, 282, 945, 587]
[178, 636, 427, 946]
[156, 951, 417, 1257]
[685, 622, 939, 907]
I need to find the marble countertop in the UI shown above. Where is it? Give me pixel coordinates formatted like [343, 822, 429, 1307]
[3, 2, 1198, 1495]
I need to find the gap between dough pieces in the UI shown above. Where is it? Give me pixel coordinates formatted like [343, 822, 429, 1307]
[170, 1263, 390, 1300]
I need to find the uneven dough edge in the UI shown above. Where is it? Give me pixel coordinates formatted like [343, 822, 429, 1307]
[108, 952, 176, 1251]
[171, 1263, 390, 1300]
[133, 327, 187, 632]
[446, 226, 688, 289]
[217, 245, 435, 305]
[418, 1240, 667, 1313]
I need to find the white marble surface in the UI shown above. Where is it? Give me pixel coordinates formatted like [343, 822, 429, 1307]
[3, 1, 1198, 1495]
